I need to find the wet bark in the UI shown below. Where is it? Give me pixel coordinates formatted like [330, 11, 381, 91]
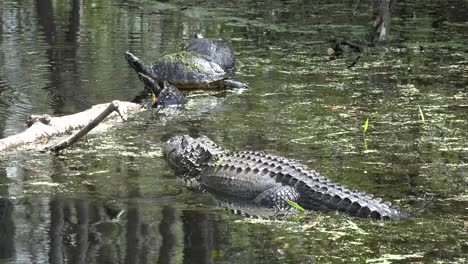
[0, 101, 142, 152]
[48, 101, 136, 152]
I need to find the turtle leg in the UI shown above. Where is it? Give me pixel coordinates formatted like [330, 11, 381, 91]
[135, 73, 162, 107]
[137, 73, 162, 96]
[223, 79, 249, 89]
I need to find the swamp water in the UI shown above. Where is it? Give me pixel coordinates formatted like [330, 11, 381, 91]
[0, 0, 467, 263]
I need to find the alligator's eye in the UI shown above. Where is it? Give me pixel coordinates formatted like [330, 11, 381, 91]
[180, 137, 188, 148]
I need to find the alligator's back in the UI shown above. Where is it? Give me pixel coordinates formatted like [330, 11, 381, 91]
[164, 135, 409, 220]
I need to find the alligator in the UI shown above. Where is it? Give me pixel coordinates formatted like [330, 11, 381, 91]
[163, 134, 409, 220]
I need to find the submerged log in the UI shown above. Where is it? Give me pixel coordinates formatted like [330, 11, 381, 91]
[0, 101, 143, 152]
[328, 0, 397, 60]
[373, 0, 396, 43]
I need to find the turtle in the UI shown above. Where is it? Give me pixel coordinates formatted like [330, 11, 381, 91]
[184, 34, 236, 75]
[125, 37, 248, 90]
[137, 73, 185, 108]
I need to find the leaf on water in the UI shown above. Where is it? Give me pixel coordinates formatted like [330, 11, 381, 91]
[285, 199, 305, 212]
[363, 117, 369, 133]
[418, 106, 425, 123]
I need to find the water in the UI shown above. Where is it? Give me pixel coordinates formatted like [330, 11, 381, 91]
[0, 0, 467, 263]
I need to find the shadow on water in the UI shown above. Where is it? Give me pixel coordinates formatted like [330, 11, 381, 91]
[0, 0, 467, 263]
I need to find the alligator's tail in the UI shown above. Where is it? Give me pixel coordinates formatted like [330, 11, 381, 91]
[125, 51, 149, 76]
[299, 181, 409, 220]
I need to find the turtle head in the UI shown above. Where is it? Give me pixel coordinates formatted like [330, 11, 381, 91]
[125, 51, 147, 74]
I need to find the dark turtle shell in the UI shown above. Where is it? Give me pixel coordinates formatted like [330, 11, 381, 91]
[146, 51, 230, 89]
[184, 37, 236, 75]
[126, 51, 231, 89]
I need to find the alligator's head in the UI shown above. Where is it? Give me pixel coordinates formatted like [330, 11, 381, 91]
[163, 135, 225, 177]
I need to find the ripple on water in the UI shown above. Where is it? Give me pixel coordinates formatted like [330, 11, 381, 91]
[0, 80, 35, 137]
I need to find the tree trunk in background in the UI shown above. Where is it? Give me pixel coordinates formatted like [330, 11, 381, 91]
[49, 199, 65, 264]
[74, 201, 90, 264]
[125, 203, 148, 264]
[182, 211, 216, 264]
[158, 206, 178, 264]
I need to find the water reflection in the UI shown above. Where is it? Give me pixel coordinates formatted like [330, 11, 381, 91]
[0, 0, 467, 263]
[36, 0, 88, 113]
[0, 195, 232, 264]
[0, 198, 15, 262]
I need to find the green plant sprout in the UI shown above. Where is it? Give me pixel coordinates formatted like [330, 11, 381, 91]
[363, 117, 369, 134]
[284, 199, 305, 212]
[418, 106, 425, 124]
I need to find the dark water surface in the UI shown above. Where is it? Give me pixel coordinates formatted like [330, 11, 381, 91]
[0, 0, 467, 263]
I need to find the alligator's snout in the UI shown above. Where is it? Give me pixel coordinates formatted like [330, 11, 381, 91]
[163, 135, 186, 157]
[163, 135, 226, 176]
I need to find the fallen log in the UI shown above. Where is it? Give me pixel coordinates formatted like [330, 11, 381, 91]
[0, 101, 143, 152]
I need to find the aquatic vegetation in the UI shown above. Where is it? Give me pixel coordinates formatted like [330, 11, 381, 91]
[363, 117, 369, 134]
[0, 0, 467, 263]
[418, 106, 426, 124]
[159, 51, 207, 72]
[284, 199, 305, 212]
